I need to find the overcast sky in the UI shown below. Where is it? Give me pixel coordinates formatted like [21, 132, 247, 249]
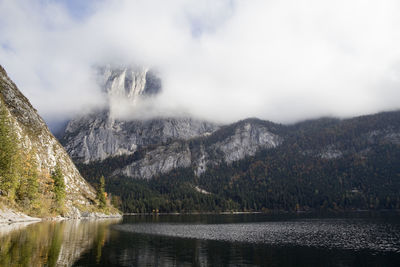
[1, 0, 400, 127]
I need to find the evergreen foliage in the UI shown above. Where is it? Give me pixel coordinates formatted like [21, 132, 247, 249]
[0, 102, 41, 213]
[51, 164, 66, 210]
[0, 103, 19, 198]
[97, 176, 106, 209]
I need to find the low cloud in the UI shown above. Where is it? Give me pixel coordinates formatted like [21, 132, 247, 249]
[1, 0, 400, 126]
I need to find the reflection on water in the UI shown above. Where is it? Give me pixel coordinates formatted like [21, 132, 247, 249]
[73, 213, 400, 267]
[0, 218, 121, 267]
[1, 213, 400, 267]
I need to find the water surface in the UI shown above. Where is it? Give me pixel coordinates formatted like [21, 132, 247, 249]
[0, 219, 121, 267]
[1, 213, 400, 266]
[75, 212, 400, 267]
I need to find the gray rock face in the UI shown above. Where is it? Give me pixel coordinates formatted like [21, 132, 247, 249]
[305, 127, 400, 160]
[60, 67, 283, 180]
[99, 66, 161, 105]
[366, 129, 400, 145]
[319, 147, 343, 159]
[117, 142, 192, 179]
[111, 120, 283, 179]
[63, 112, 219, 163]
[61, 67, 219, 163]
[213, 122, 282, 163]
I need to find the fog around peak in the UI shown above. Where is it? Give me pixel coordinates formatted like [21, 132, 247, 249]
[1, 0, 400, 127]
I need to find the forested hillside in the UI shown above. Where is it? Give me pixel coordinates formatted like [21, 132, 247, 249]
[77, 111, 400, 213]
[0, 65, 119, 217]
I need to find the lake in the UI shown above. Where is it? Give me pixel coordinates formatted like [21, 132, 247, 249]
[0, 212, 399, 266]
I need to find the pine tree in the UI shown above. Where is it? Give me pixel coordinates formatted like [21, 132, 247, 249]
[51, 164, 66, 210]
[97, 176, 106, 209]
[0, 102, 19, 199]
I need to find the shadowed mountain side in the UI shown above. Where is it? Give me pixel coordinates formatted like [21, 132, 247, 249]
[76, 111, 400, 213]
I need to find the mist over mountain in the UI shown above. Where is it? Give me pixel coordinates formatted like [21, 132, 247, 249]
[2, 0, 400, 213]
[54, 64, 400, 214]
[2, 2, 400, 266]
[1, 0, 400, 127]
[59, 66, 220, 163]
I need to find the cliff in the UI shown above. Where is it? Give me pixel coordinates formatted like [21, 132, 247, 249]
[60, 67, 283, 180]
[0, 65, 120, 218]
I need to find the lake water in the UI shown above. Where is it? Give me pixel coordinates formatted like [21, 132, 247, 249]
[0, 212, 400, 266]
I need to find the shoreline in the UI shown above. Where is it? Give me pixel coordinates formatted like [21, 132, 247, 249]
[4, 208, 399, 223]
[0, 207, 122, 225]
[0, 207, 41, 224]
[123, 209, 400, 216]
[123, 211, 263, 216]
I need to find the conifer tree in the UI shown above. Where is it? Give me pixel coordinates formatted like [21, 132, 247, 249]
[0, 102, 19, 198]
[51, 164, 66, 209]
[97, 176, 106, 209]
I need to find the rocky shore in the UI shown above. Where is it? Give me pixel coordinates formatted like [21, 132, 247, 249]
[0, 207, 41, 224]
[0, 207, 122, 224]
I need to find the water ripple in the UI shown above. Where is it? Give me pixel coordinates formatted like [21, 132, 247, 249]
[114, 219, 400, 253]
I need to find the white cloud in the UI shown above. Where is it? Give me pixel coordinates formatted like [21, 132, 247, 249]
[1, 0, 400, 126]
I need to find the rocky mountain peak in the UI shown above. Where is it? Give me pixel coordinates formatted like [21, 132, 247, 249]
[60, 65, 219, 164]
[59, 67, 284, 179]
[98, 65, 161, 108]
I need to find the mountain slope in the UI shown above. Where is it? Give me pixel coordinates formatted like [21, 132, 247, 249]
[76, 111, 400, 213]
[56, 65, 400, 213]
[193, 111, 400, 211]
[103, 118, 283, 179]
[60, 67, 284, 178]
[0, 65, 119, 218]
[60, 66, 220, 165]
[62, 113, 219, 163]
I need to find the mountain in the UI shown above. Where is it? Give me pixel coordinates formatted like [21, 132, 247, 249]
[58, 66, 400, 213]
[59, 67, 282, 178]
[0, 65, 119, 218]
[60, 66, 220, 165]
[76, 111, 400, 213]
[109, 118, 283, 179]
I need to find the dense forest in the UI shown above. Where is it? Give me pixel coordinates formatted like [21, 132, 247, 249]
[77, 111, 400, 213]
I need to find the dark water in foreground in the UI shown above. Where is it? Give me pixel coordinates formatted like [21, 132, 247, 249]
[1, 213, 400, 266]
